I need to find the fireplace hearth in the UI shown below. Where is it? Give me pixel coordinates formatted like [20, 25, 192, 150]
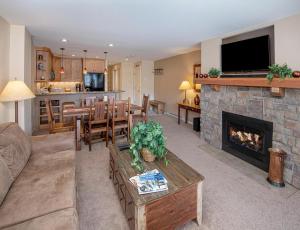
[222, 111, 273, 171]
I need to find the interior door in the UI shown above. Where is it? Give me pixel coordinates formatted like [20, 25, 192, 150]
[133, 63, 142, 105]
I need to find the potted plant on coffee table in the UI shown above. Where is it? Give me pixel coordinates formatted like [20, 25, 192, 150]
[266, 63, 293, 82]
[129, 121, 168, 172]
[208, 67, 222, 78]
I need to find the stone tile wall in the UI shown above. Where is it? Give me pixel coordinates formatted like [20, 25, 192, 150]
[200, 85, 300, 188]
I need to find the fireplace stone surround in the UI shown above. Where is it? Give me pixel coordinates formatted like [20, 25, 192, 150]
[200, 85, 300, 188]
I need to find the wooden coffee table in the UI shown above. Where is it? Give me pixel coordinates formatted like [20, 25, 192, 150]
[108, 144, 204, 230]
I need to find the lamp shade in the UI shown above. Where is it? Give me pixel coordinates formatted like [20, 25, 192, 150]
[179, 81, 192, 90]
[0, 80, 35, 102]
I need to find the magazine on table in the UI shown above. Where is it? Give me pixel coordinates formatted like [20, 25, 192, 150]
[129, 169, 168, 195]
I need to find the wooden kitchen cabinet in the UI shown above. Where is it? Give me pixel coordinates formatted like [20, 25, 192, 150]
[71, 59, 83, 82]
[61, 58, 72, 81]
[52, 57, 82, 82]
[52, 56, 62, 81]
[85, 59, 105, 73]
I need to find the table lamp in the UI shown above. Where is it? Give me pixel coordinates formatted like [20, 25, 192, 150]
[0, 80, 35, 123]
[179, 80, 191, 104]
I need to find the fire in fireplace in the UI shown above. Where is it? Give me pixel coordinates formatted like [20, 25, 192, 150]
[222, 111, 273, 171]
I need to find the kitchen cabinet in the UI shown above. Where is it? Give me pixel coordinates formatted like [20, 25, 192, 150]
[61, 58, 72, 81]
[52, 57, 83, 82]
[71, 59, 83, 82]
[84, 59, 105, 73]
[52, 56, 62, 81]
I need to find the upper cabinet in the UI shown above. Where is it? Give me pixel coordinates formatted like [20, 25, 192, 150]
[52, 57, 83, 82]
[71, 59, 83, 82]
[84, 59, 105, 73]
[35, 47, 53, 81]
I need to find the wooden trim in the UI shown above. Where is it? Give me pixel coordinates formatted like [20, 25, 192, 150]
[195, 78, 300, 89]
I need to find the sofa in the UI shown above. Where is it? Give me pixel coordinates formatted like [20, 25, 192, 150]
[0, 122, 78, 230]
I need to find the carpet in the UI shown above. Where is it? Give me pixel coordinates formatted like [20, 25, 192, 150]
[76, 115, 300, 230]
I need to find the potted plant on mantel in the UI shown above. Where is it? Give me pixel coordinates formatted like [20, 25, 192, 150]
[208, 67, 222, 78]
[266, 63, 293, 82]
[129, 121, 168, 172]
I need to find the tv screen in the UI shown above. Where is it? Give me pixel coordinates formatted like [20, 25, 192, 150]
[83, 73, 104, 91]
[221, 35, 270, 73]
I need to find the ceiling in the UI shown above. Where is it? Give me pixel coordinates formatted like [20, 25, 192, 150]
[0, 0, 300, 62]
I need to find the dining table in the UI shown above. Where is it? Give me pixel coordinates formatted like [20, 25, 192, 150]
[63, 103, 143, 150]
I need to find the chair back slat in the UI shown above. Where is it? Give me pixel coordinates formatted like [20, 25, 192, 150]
[142, 94, 149, 113]
[93, 101, 106, 121]
[45, 99, 55, 129]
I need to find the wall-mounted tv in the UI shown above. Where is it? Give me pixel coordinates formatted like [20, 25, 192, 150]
[83, 73, 104, 91]
[221, 35, 270, 73]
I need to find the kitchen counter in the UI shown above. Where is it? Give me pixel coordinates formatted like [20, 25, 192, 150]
[35, 90, 124, 96]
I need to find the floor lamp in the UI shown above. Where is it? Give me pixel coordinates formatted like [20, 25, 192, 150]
[0, 80, 35, 123]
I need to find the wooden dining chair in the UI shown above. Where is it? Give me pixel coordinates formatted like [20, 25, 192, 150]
[84, 101, 109, 151]
[109, 98, 131, 144]
[62, 101, 76, 125]
[132, 94, 149, 123]
[45, 99, 74, 134]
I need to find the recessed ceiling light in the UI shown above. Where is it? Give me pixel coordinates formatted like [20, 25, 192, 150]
[71, 54, 76, 57]
[125, 58, 129, 61]
[108, 43, 114, 47]
[96, 56, 99, 58]
[61, 38, 68, 43]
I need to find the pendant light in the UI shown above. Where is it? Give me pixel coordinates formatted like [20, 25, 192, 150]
[83, 50, 88, 75]
[104, 51, 108, 75]
[60, 48, 65, 74]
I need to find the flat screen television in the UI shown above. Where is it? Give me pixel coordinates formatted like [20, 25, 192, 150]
[83, 73, 104, 91]
[221, 35, 270, 73]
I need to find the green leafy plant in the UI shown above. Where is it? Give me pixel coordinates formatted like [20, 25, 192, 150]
[266, 64, 293, 82]
[208, 67, 222, 77]
[129, 121, 168, 172]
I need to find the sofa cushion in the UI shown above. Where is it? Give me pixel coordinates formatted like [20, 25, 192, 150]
[2, 208, 78, 230]
[0, 156, 13, 205]
[31, 131, 74, 155]
[0, 123, 31, 179]
[0, 149, 76, 229]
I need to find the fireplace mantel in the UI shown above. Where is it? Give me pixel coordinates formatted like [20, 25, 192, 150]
[195, 78, 300, 89]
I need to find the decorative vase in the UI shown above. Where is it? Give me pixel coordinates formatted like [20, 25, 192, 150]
[292, 71, 300, 78]
[203, 74, 209, 78]
[141, 148, 156, 162]
[199, 74, 203, 78]
[194, 94, 200, 105]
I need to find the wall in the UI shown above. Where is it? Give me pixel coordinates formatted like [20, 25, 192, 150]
[0, 21, 33, 134]
[154, 50, 200, 122]
[141, 61, 154, 100]
[201, 13, 300, 72]
[274, 14, 300, 69]
[0, 17, 10, 123]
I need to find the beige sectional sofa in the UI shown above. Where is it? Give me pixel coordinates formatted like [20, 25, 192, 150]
[0, 122, 78, 230]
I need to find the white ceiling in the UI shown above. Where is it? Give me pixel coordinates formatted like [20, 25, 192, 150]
[0, 0, 300, 62]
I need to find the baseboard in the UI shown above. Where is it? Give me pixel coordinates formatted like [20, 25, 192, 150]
[164, 112, 193, 125]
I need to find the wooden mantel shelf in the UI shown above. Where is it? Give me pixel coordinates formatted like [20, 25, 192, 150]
[195, 78, 300, 89]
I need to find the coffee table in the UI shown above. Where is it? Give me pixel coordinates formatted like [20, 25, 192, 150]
[108, 144, 204, 230]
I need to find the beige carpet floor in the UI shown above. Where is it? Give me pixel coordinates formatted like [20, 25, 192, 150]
[76, 115, 300, 230]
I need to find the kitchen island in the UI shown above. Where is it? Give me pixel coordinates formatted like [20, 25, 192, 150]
[33, 90, 124, 133]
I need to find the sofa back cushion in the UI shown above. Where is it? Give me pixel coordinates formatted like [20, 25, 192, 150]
[0, 155, 13, 205]
[0, 122, 31, 180]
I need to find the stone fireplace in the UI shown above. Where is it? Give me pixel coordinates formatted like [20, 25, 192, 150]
[222, 111, 273, 172]
[200, 85, 300, 188]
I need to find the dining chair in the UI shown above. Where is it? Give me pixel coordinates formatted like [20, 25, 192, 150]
[45, 99, 74, 134]
[62, 101, 76, 125]
[84, 101, 109, 151]
[110, 98, 131, 144]
[132, 94, 149, 123]
[81, 96, 97, 107]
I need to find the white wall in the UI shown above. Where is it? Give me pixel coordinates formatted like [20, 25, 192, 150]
[141, 61, 154, 100]
[0, 22, 33, 134]
[201, 38, 221, 73]
[274, 14, 300, 69]
[0, 17, 10, 123]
